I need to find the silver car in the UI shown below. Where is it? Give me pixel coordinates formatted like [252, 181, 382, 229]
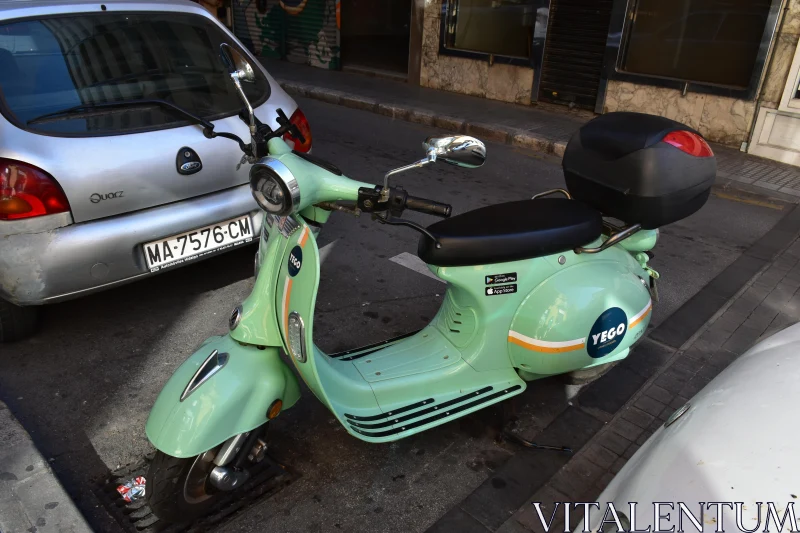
[0, 0, 311, 342]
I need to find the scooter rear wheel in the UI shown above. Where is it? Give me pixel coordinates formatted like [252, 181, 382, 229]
[146, 449, 221, 523]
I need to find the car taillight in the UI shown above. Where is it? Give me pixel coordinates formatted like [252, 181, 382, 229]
[283, 108, 312, 153]
[662, 130, 713, 157]
[0, 158, 70, 221]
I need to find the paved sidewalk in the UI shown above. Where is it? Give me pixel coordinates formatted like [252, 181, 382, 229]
[263, 59, 800, 202]
[0, 401, 92, 533]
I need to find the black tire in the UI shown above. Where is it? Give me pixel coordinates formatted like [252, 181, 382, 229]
[0, 299, 39, 343]
[146, 450, 222, 523]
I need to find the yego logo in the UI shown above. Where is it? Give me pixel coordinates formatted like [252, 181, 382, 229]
[587, 307, 627, 358]
[287, 246, 302, 277]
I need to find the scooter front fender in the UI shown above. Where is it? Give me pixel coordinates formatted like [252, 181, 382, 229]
[145, 334, 301, 458]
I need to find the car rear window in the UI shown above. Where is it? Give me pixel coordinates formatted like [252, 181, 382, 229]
[0, 12, 270, 135]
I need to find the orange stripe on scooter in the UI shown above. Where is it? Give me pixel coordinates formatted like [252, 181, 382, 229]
[283, 277, 293, 333]
[629, 300, 652, 329]
[298, 226, 309, 248]
[508, 335, 585, 353]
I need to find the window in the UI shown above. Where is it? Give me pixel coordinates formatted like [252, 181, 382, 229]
[619, 0, 773, 89]
[442, 0, 540, 60]
[0, 12, 269, 135]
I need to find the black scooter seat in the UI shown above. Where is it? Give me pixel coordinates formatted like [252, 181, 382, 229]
[417, 198, 603, 267]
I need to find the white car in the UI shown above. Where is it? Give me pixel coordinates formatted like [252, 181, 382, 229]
[576, 323, 800, 533]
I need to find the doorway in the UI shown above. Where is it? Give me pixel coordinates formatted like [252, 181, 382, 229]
[750, 38, 800, 166]
[340, 0, 412, 78]
[537, 0, 613, 110]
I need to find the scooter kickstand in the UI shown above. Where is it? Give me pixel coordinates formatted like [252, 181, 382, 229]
[498, 399, 572, 453]
[501, 429, 573, 454]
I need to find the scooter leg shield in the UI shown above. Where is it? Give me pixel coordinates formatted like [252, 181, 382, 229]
[145, 334, 300, 458]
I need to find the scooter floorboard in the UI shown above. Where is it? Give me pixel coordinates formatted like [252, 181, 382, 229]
[317, 328, 527, 443]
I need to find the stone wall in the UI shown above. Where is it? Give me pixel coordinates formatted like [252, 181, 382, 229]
[419, 0, 534, 105]
[602, 82, 757, 146]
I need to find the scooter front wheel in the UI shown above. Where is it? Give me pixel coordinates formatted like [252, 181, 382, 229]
[146, 449, 221, 523]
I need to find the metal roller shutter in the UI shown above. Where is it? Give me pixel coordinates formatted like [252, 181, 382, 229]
[284, 0, 340, 69]
[232, 0, 254, 50]
[233, 0, 285, 59]
[538, 0, 613, 110]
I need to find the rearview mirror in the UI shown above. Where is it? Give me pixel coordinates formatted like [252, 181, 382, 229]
[424, 136, 486, 168]
[220, 43, 255, 83]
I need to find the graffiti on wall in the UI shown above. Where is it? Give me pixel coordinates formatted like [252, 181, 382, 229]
[234, 0, 340, 69]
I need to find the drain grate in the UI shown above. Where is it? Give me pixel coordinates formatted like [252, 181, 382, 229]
[93, 452, 295, 532]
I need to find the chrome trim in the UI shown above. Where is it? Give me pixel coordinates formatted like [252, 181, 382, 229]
[665, 402, 690, 428]
[287, 311, 307, 363]
[574, 223, 641, 254]
[532, 188, 572, 200]
[180, 349, 230, 402]
[213, 432, 249, 466]
[183, 449, 216, 504]
[250, 157, 300, 216]
[266, 213, 300, 238]
[229, 305, 242, 331]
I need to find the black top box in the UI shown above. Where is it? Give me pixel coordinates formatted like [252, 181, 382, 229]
[562, 112, 717, 229]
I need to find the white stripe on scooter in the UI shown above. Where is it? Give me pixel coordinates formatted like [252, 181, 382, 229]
[389, 252, 445, 283]
[508, 330, 586, 353]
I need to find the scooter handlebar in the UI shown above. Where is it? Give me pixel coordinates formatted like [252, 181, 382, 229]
[405, 195, 452, 218]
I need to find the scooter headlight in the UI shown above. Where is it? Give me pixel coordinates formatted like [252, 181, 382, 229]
[250, 158, 300, 216]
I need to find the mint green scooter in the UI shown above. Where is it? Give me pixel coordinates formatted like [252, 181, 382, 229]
[144, 45, 716, 522]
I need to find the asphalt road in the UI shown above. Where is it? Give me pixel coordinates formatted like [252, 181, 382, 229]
[0, 97, 789, 533]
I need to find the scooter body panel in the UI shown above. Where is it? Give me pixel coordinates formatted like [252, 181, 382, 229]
[273, 216, 385, 417]
[508, 252, 652, 379]
[423, 240, 650, 377]
[145, 334, 301, 458]
[231, 213, 292, 347]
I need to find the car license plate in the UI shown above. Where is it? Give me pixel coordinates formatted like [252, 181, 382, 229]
[143, 215, 254, 272]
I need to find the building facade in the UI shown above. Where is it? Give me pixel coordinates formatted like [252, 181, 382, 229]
[233, 0, 800, 166]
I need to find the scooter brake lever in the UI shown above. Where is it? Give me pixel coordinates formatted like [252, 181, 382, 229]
[374, 213, 441, 248]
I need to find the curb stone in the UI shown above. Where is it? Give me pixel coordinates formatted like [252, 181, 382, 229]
[272, 70, 800, 204]
[0, 401, 92, 533]
[277, 80, 568, 158]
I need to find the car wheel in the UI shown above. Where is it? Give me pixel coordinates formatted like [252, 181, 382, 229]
[0, 299, 39, 343]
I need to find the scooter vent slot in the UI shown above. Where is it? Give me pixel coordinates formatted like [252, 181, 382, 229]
[347, 385, 522, 438]
[329, 329, 422, 361]
[436, 293, 477, 348]
[344, 397, 434, 421]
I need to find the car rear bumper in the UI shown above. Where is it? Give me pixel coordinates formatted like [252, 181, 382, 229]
[0, 184, 263, 306]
